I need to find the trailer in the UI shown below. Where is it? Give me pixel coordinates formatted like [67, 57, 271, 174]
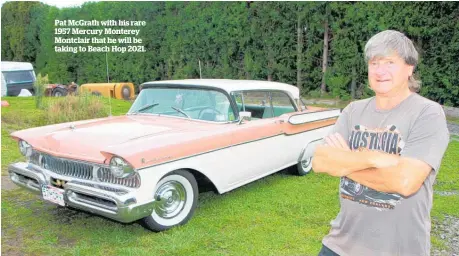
[1, 62, 36, 96]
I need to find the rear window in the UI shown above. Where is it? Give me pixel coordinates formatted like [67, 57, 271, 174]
[2, 71, 35, 84]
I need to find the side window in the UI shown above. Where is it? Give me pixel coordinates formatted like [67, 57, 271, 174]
[233, 91, 272, 119]
[271, 91, 296, 117]
[233, 92, 244, 111]
[214, 92, 235, 121]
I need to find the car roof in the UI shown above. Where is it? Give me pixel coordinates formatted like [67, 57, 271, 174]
[142, 79, 300, 99]
[1, 61, 34, 71]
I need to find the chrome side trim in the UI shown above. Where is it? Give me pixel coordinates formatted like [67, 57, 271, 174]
[288, 109, 341, 125]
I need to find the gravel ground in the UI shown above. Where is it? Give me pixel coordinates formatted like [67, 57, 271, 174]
[432, 215, 459, 256]
[447, 122, 459, 136]
[432, 122, 459, 256]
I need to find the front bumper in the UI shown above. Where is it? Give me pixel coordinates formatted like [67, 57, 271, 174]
[8, 162, 155, 223]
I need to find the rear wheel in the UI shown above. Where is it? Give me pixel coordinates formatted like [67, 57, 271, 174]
[52, 87, 67, 97]
[141, 170, 198, 232]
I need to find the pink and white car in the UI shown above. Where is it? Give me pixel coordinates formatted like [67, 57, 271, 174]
[8, 79, 339, 231]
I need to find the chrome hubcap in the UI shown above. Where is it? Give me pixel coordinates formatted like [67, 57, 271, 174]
[301, 157, 312, 169]
[154, 181, 186, 219]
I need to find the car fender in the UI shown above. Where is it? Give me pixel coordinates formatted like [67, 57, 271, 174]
[297, 138, 324, 163]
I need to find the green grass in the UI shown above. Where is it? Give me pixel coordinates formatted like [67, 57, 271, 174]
[2, 174, 339, 255]
[1, 97, 458, 255]
[447, 116, 459, 125]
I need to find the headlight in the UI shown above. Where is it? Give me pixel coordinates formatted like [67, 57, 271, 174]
[18, 140, 33, 157]
[109, 156, 134, 178]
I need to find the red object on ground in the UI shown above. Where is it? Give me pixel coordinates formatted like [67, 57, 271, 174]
[1, 101, 10, 107]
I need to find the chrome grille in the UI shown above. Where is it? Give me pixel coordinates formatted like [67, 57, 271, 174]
[33, 153, 140, 188]
[42, 154, 93, 180]
[97, 168, 140, 188]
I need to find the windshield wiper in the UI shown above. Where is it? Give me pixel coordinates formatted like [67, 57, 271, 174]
[132, 103, 159, 114]
[171, 107, 191, 119]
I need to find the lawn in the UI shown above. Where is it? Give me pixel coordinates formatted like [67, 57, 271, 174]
[1, 96, 458, 256]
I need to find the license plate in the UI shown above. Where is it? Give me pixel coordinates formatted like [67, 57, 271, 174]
[42, 185, 65, 206]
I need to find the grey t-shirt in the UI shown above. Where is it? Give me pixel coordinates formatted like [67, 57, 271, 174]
[322, 93, 450, 256]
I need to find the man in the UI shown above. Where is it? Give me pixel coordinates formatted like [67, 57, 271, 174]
[313, 30, 450, 256]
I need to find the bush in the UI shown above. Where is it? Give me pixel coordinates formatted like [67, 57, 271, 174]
[34, 73, 48, 109]
[44, 92, 109, 125]
[340, 94, 351, 101]
[306, 89, 322, 99]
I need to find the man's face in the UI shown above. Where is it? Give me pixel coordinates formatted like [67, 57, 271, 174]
[368, 52, 414, 95]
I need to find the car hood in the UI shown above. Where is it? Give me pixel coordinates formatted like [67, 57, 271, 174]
[11, 115, 230, 164]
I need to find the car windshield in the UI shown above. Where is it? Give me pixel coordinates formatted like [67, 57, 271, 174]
[128, 87, 236, 122]
[2, 71, 34, 84]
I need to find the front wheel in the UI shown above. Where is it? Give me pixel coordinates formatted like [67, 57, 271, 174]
[297, 156, 313, 176]
[141, 170, 198, 232]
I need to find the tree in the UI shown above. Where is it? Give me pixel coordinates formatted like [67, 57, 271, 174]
[1, 1, 457, 106]
[320, 3, 330, 96]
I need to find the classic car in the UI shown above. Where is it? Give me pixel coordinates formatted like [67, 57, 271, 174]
[8, 79, 340, 231]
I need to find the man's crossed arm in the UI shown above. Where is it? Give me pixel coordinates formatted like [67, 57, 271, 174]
[312, 133, 432, 197]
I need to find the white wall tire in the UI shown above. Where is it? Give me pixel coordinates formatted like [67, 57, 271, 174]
[297, 156, 313, 176]
[141, 170, 198, 232]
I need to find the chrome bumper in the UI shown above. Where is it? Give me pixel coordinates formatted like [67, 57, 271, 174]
[8, 162, 155, 223]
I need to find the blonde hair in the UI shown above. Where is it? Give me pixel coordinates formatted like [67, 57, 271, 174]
[364, 30, 421, 92]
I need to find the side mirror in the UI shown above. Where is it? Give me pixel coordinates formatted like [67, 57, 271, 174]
[238, 111, 252, 124]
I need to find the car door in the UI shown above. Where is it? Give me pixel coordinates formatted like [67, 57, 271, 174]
[226, 90, 297, 187]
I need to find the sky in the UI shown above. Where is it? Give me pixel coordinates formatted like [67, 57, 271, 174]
[39, 0, 89, 8]
[1, 0, 91, 8]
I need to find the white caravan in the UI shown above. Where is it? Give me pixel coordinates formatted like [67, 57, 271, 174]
[1, 62, 36, 96]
